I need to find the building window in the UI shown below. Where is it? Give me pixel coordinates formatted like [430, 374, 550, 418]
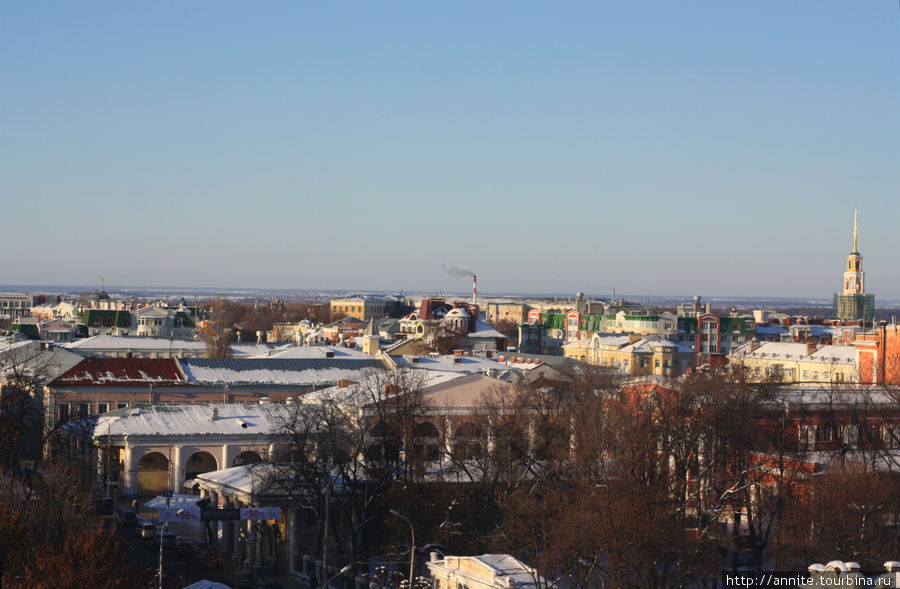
[78, 402, 91, 418]
[58, 403, 71, 423]
[117, 401, 129, 409]
[98, 402, 109, 414]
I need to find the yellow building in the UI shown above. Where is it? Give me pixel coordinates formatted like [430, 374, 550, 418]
[729, 341, 858, 384]
[564, 333, 696, 378]
[329, 297, 387, 322]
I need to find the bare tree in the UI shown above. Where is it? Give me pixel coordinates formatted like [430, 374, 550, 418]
[264, 367, 429, 564]
[785, 461, 900, 568]
[0, 462, 151, 587]
[0, 341, 79, 473]
[201, 296, 233, 358]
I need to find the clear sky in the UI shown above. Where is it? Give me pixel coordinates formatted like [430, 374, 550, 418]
[2, 2, 898, 300]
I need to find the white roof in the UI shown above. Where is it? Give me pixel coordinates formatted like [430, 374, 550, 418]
[135, 306, 170, 318]
[302, 369, 466, 404]
[261, 345, 373, 360]
[400, 355, 517, 373]
[428, 554, 545, 589]
[731, 341, 855, 362]
[193, 463, 263, 495]
[467, 320, 506, 339]
[63, 335, 205, 352]
[93, 403, 289, 438]
[180, 361, 373, 386]
[803, 345, 856, 364]
[230, 342, 282, 357]
[621, 335, 693, 354]
[774, 385, 898, 408]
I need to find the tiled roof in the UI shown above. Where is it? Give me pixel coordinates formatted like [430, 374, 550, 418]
[55, 358, 188, 386]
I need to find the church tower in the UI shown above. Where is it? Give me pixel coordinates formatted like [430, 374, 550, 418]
[833, 210, 875, 322]
[360, 318, 381, 356]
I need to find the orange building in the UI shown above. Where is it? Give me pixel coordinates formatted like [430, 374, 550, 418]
[855, 324, 900, 385]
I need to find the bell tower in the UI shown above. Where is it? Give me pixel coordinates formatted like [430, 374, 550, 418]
[833, 210, 875, 322]
[842, 209, 864, 295]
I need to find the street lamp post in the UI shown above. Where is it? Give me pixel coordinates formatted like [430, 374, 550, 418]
[390, 509, 415, 588]
[322, 565, 352, 589]
[159, 504, 183, 589]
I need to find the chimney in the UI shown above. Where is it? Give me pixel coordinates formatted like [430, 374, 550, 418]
[473, 274, 477, 305]
[806, 343, 817, 357]
[749, 341, 762, 352]
[211, 408, 219, 421]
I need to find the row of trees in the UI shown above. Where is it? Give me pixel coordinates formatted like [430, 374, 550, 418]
[266, 366, 900, 587]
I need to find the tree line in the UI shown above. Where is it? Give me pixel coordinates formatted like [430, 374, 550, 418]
[266, 365, 900, 588]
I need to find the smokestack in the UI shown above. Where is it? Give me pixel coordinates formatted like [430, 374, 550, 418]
[473, 274, 477, 305]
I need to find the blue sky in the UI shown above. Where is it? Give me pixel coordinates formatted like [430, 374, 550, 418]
[2, 2, 898, 300]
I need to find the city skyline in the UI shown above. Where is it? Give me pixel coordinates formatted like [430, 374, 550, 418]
[3, 2, 898, 298]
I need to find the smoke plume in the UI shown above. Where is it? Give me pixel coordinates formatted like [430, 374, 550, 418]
[441, 264, 475, 277]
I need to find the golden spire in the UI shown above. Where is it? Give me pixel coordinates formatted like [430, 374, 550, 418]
[853, 209, 858, 253]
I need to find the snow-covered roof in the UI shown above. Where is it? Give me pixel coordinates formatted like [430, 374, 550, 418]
[301, 369, 467, 405]
[755, 324, 789, 337]
[93, 403, 290, 438]
[63, 335, 205, 352]
[135, 306, 170, 318]
[589, 334, 636, 348]
[803, 345, 856, 364]
[230, 342, 284, 357]
[772, 385, 898, 409]
[0, 341, 84, 383]
[621, 335, 693, 354]
[427, 554, 545, 589]
[261, 345, 373, 360]
[397, 354, 518, 374]
[179, 357, 379, 386]
[732, 341, 855, 362]
[467, 320, 507, 339]
[193, 463, 264, 496]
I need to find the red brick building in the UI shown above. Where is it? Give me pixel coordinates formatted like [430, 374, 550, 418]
[855, 324, 900, 385]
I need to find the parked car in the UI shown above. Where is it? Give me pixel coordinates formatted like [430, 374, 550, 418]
[139, 522, 157, 539]
[116, 510, 138, 526]
[93, 496, 115, 516]
[161, 531, 177, 548]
